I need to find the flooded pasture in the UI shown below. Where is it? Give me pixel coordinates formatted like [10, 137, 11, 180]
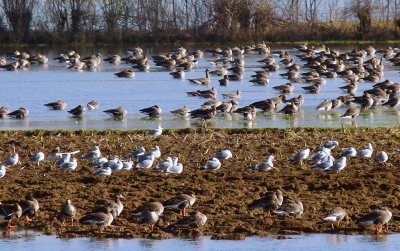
[0, 44, 399, 130]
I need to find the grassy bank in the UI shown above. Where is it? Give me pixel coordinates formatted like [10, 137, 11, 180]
[1, 127, 399, 239]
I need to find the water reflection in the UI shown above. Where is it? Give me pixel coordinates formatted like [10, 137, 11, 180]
[2, 45, 400, 130]
[1, 231, 400, 251]
[325, 234, 348, 244]
[360, 234, 390, 242]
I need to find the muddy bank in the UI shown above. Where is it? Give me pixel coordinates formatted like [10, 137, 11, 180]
[1, 127, 400, 239]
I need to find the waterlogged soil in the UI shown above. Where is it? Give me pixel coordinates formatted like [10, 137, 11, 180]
[1, 127, 400, 239]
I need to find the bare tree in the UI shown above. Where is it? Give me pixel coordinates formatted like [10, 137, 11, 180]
[100, 0, 125, 31]
[1, 0, 37, 41]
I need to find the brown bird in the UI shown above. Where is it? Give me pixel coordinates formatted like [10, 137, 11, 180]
[175, 211, 207, 230]
[103, 106, 128, 118]
[163, 193, 196, 216]
[340, 106, 360, 120]
[0, 203, 22, 228]
[8, 107, 29, 119]
[357, 207, 392, 233]
[323, 206, 348, 229]
[67, 105, 86, 117]
[87, 100, 99, 110]
[59, 199, 77, 226]
[219, 75, 229, 86]
[316, 99, 333, 113]
[273, 83, 294, 94]
[187, 69, 210, 85]
[250, 99, 275, 113]
[248, 189, 284, 217]
[278, 103, 298, 114]
[283, 95, 304, 107]
[140, 105, 162, 117]
[170, 106, 190, 117]
[302, 83, 321, 94]
[222, 90, 241, 99]
[114, 68, 135, 78]
[190, 106, 217, 121]
[0, 106, 10, 118]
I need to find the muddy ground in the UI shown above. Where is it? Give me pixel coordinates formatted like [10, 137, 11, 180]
[1, 127, 400, 239]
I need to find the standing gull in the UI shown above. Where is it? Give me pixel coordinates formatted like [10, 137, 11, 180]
[122, 159, 133, 170]
[81, 146, 101, 160]
[214, 149, 232, 160]
[254, 155, 275, 171]
[45, 146, 62, 162]
[2, 153, 19, 166]
[155, 157, 173, 170]
[0, 165, 5, 178]
[126, 147, 145, 158]
[355, 143, 373, 158]
[91, 166, 112, 175]
[146, 125, 163, 136]
[322, 140, 339, 150]
[339, 147, 357, 158]
[325, 156, 347, 172]
[290, 148, 310, 166]
[200, 157, 221, 171]
[164, 157, 183, 174]
[59, 158, 78, 171]
[313, 155, 334, 171]
[372, 150, 388, 164]
[27, 152, 45, 166]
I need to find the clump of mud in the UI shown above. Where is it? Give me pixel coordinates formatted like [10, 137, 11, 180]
[0, 127, 399, 238]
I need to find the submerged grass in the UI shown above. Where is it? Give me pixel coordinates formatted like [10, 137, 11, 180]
[1, 127, 400, 238]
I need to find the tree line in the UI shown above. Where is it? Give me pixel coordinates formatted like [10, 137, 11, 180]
[0, 0, 399, 45]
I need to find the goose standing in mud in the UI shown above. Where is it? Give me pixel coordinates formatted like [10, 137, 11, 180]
[79, 206, 114, 233]
[323, 206, 348, 229]
[163, 193, 196, 216]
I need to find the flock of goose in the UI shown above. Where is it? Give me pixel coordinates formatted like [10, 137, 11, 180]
[1, 43, 400, 124]
[0, 135, 396, 234]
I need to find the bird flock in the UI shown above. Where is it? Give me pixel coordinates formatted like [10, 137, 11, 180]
[1, 44, 400, 127]
[0, 144, 236, 233]
[0, 135, 397, 235]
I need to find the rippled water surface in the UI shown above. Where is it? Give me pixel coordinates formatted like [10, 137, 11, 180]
[1, 230, 400, 251]
[0, 44, 398, 130]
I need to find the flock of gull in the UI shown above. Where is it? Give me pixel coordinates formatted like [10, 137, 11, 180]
[0, 135, 396, 234]
[1, 43, 400, 124]
[0, 143, 208, 232]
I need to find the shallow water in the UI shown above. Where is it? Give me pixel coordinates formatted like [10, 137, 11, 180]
[0, 44, 398, 130]
[1, 230, 399, 251]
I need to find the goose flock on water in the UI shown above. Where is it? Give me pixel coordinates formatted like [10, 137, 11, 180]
[1, 44, 400, 126]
